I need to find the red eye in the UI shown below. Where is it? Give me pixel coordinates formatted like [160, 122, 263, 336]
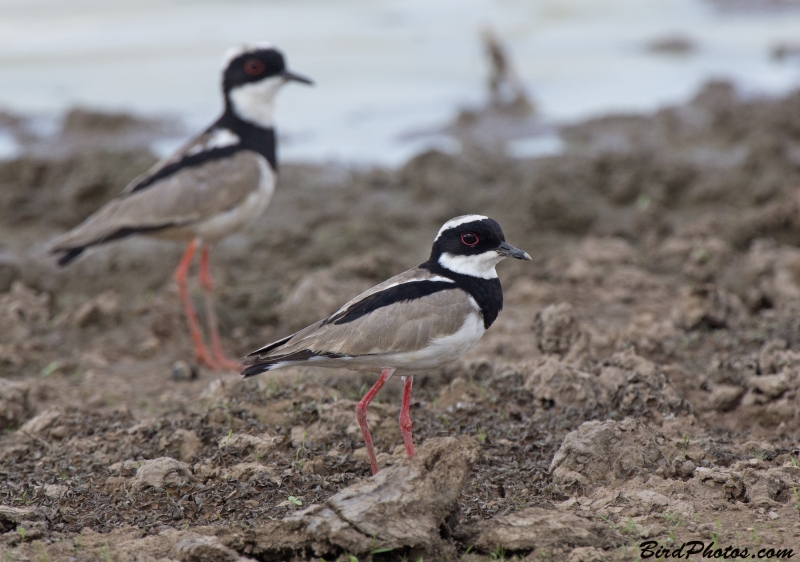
[461, 232, 479, 246]
[244, 58, 265, 76]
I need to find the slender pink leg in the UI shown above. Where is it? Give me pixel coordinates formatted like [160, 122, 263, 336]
[174, 239, 214, 368]
[399, 375, 415, 457]
[199, 245, 239, 371]
[355, 368, 395, 475]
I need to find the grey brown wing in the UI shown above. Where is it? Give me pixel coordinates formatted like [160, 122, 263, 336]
[120, 130, 218, 196]
[48, 150, 264, 252]
[254, 287, 476, 359]
[246, 267, 454, 356]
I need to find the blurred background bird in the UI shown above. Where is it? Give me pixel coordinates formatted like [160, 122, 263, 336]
[47, 44, 312, 370]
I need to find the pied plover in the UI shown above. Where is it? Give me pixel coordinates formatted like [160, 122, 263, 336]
[48, 44, 312, 370]
[242, 215, 531, 474]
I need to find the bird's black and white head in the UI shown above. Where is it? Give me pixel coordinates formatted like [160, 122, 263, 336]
[429, 215, 531, 279]
[223, 43, 312, 128]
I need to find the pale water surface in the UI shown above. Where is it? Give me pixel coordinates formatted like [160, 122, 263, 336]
[1, 0, 799, 164]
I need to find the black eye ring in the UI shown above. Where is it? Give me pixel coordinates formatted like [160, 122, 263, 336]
[461, 232, 479, 247]
[244, 58, 265, 76]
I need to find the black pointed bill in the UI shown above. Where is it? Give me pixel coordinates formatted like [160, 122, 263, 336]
[281, 70, 314, 85]
[497, 241, 531, 260]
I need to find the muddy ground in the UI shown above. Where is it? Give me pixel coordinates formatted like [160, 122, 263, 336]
[2, 82, 800, 560]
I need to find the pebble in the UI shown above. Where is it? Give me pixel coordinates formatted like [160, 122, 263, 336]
[170, 360, 198, 382]
[43, 484, 68, 498]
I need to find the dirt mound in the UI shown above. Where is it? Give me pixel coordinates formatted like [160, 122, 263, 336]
[236, 437, 478, 560]
[533, 302, 586, 357]
[549, 418, 671, 493]
[0, 379, 31, 430]
[455, 507, 621, 554]
[519, 346, 689, 421]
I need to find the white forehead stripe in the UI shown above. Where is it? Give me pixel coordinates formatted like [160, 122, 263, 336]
[435, 215, 489, 241]
[223, 42, 276, 66]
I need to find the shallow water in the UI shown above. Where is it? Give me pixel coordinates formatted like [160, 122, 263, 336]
[1, 0, 799, 165]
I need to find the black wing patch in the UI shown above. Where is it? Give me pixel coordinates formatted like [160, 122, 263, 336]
[128, 113, 277, 195]
[323, 280, 455, 326]
[129, 146, 241, 194]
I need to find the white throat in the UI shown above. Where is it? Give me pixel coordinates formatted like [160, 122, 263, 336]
[439, 251, 503, 279]
[228, 76, 285, 128]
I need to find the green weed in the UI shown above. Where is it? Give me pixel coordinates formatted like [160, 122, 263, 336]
[622, 518, 638, 535]
[98, 542, 111, 562]
[39, 361, 61, 378]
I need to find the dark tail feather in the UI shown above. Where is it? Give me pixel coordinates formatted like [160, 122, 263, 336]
[241, 349, 345, 378]
[56, 248, 85, 266]
[52, 224, 176, 267]
[242, 362, 274, 378]
[241, 353, 301, 378]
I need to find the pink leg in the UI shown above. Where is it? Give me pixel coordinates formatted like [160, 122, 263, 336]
[174, 239, 214, 368]
[399, 375, 415, 458]
[199, 245, 239, 371]
[355, 368, 395, 475]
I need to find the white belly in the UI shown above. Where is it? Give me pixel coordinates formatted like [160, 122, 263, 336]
[195, 155, 275, 241]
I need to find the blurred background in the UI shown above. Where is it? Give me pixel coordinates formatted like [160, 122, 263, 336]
[2, 0, 800, 165]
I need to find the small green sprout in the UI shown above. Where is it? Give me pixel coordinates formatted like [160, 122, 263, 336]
[39, 361, 61, 378]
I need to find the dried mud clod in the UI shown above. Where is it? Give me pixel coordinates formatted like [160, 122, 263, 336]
[674, 284, 747, 331]
[549, 418, 671, 494]
[132, 457, 194, 493]
[533, 302, 585, 357]
[0, 282, 49, 368]
[0, 379, 32, 431]
[455, 506, 622, 554]
[520, 349, 690, 421]
[232, 436, 479, 560]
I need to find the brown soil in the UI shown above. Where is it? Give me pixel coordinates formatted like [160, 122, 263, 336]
[2, 81, 800, 560]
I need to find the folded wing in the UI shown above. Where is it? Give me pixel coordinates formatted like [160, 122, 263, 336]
[242, 272, 476, 376]
[49, 149, 263, 260]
